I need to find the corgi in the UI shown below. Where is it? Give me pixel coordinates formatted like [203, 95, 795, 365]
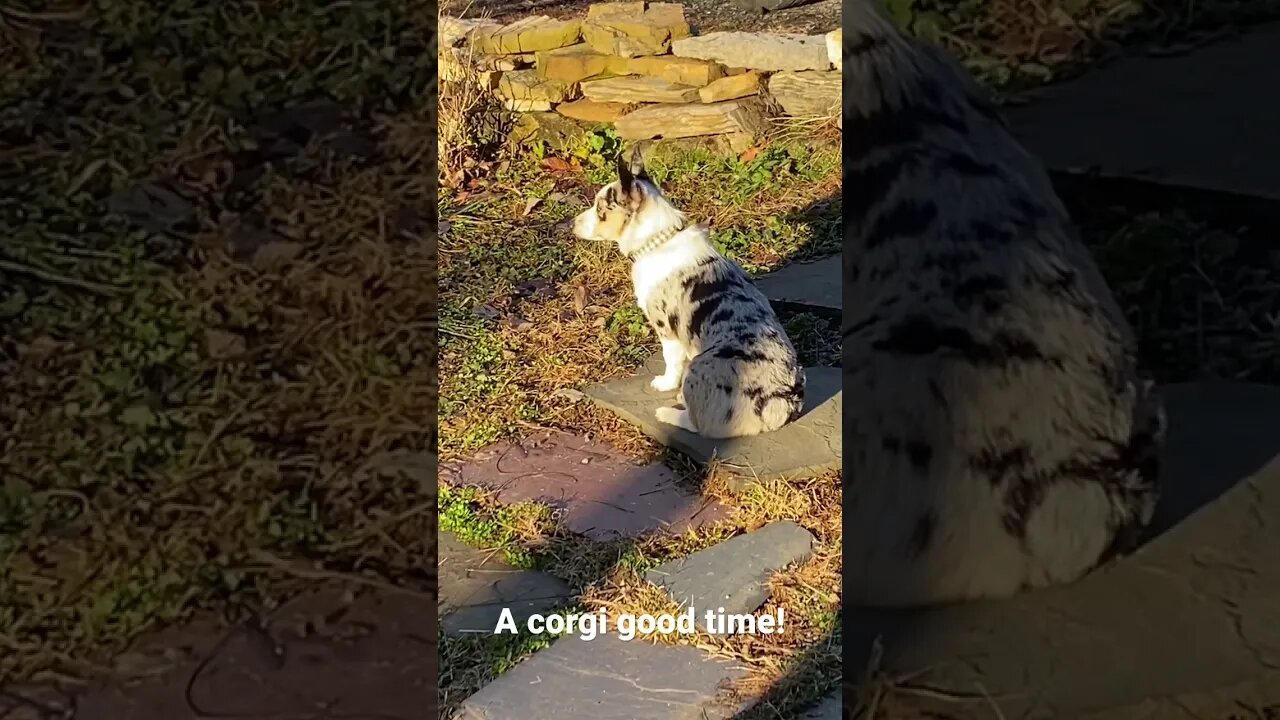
[573, 148, 807, 438]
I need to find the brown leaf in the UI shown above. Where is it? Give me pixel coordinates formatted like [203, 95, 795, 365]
[739, 146, 761, 163]
[251, 240, 304, 271]
[541, 157, 573, 173]
[522, 197, 542, 216]
[206, 329, 247, 360]
[572, 285, 588, 315]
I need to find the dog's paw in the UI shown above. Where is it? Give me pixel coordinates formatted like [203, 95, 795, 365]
[655, 406, 697, 433]
[650, 375, 680, 392]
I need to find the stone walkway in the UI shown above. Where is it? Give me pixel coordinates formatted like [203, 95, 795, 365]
[1005, 22, 1280, 201]
[4, 586, 438, 720]
[440, 431, 727, 539]
[846, 382, 1280, 719]
[438, 352, 835, 717]
[440, 531, 573, 635]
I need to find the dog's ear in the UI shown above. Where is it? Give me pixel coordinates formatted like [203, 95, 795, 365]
[628, 145, 648, 180]
[616, 151, 634, 195]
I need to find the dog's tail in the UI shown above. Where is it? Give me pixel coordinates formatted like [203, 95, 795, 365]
[759, 372, 806, 431]
[1094, 378, 1166, 567]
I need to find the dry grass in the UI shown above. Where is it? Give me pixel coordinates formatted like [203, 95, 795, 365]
[1, 0, 437, 684]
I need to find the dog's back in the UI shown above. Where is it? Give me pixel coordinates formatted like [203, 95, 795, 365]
[842, 1, 1163, 605]
[634, 224, 806, 439]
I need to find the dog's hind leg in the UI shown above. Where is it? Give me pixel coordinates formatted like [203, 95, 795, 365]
[655, 406, 697, 433]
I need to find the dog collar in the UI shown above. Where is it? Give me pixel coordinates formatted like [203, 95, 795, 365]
[624, 221, 687, 260]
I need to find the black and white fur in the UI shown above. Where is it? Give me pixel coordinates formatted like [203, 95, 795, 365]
[573, 148, 807, 439]
[843, 2, 1164, 606]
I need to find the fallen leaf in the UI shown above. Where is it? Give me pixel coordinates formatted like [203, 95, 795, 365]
[504, 313, 533, 330]
[514, 278, 554, 299]
[206, 329, 247, 360]
[251, 240, 304, 270]
[541, 157, 573, 173]
[472, 303, 501, 321]
[739, 146, 761, 163]
[522, 197, 542, 216]
[572, 285, 588, 315]
[547, 191, 584, 206]
[551, 388, 586, 403]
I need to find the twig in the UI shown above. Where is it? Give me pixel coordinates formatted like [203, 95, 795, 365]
[0, 258, 123, 295]
[242, 549, 435, 602]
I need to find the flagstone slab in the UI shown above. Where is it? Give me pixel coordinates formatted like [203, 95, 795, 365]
[584, 359, 840, 483]
[454, 633, 754, 719]
[754, 255, 839, 313]
[1004, 23, 1280, 201]
[439, 531, 573, 635]
[440, 431, 727, 539]
[645, 520, 815, 630]
[845, 381, 1280, 719]
[73, 587, 436, 719]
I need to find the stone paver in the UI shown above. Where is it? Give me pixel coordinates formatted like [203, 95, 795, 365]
[795, 692, 842, 719]
[1005, 23, 1280, 201]
[440, 431, 727, 539]
[645, 521, 815, 630]
[584, 358, 840, 483]
[845, 382, 1280, 719]
[72, 587, 436, 720]
[439, 531, 574, 635]
[754, 255, 839, 313]
[455, 633, 754, 719]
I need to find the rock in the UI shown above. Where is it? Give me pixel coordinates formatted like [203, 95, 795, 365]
[580, 76, 700, 104]
[440, 431, 727, 540]
[454, 633, 754, 719]
[494, 69, 574, 104]
[502, 98, 552, 112]
[536, 43, 628, 83]
[826, 29, 841, 71]
[846, 382, 1280, 719]
[698, 71, 761, 103]
[645, 521, 815, 631]
[440, 16, 503, 48]
[508, 112, 588, 151]
[754, 255, 840, 313]
[581, 2, 691, 58]
[439, 532, 573, 635]
[557, 99, 629, 122]
[586, 1, 646, 17]
[626, 55, 724, 87]
[613, 99, 769, 140]
[768, 70, 840, 117]
[584, 357, 840, 483]
[476, 52, 536, 71]
[472, 16, 581, 54]
[673, 31, 831, 72]
[643, 133, 757, 158]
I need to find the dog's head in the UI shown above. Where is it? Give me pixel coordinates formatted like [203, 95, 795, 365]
[572, 146, 682, 257]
